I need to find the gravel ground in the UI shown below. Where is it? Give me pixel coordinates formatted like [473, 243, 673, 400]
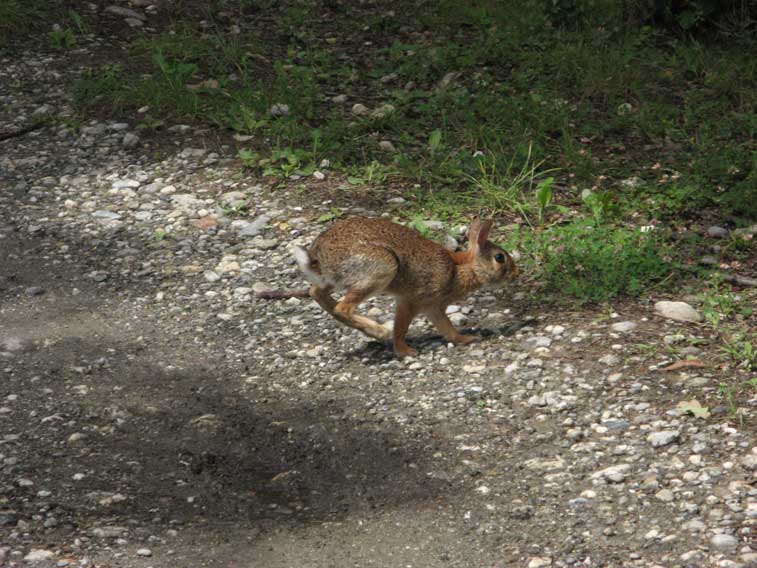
[1, 16, 756, 568]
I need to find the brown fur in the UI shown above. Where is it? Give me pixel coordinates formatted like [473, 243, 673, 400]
[299, 216, 517, 357]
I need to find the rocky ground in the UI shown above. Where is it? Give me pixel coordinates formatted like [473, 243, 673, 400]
[1, 9, 756, 568]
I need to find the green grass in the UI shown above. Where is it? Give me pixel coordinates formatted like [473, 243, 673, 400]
[0, 0, 53, 47]
[64, 0, 757, 303]
[510, 223, 675, 304]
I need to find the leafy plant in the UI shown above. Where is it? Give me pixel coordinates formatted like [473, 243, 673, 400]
[582, 190, 614, 225]
[535, 176, 554, 222]
[539, 223, 673, 303]
[317, 208, 344, 223]
[720, 331, 756, 370]
[48, 27, 76, 50]
[238, 149, 260, 169]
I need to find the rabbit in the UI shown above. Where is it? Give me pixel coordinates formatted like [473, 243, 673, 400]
[293, 216, 518, 357]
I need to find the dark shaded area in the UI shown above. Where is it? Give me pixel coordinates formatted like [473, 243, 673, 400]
[0, 229, 446, 546]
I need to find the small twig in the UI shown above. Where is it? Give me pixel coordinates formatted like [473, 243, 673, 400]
[720, 273, 757, 288]
[683, 264, 757, 288]
[659, 359, 708, 372]
[0, 121, 47, 142]
[255, 289, 310, 299]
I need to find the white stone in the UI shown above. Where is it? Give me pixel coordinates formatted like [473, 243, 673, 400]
[710, 533, 738, 552]
[611, 321, 637, 333]
[591, 464, 630, 483]
[647, 430, 680, 448]
[24, 550, 54, 563]
[654, 301, 702, 323]
[351, 103, 369, 116]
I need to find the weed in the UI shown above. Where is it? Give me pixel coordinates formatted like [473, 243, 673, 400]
[261, 148, 314, 179]
[0, 0, 51, 47]
[71, 65, 125, 110]
[697, 275, 738, 327]
[720, 331, 756, 370]
[238, 149, 260, 169]
[48, 27, 76, 50]
[316, 208, 344, 223]
[538, 223, 674, 303]
[534, 177, 554, 223]
[466, 144, 557, 224]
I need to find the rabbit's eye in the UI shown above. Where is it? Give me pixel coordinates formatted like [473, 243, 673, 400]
[494, 252, 506, 263]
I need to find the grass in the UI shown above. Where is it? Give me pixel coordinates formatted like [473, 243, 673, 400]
[58, 0, 757, 304]
[0, 0, 53, 47]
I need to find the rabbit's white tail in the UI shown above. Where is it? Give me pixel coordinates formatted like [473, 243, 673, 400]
[293, 246, 329, 288]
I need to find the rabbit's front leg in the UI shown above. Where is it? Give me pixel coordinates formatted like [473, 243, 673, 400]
[393, 300, 419, 358]
[426, 306, 477, 345]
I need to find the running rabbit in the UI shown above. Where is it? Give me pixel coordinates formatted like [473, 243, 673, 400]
[294, 216, 517, 357]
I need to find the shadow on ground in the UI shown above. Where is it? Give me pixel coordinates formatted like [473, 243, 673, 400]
[0, 228, 446, 538]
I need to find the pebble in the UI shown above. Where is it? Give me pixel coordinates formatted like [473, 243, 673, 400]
[710, 533, 738, 552]
[378, 140, 396, 152]
[610, 321, 636, 332]
[598, 354, 619, 366]
[592, 464, 630, 483]
[707, 225, 729, 238]
[24, 549, 54, 563]
[351, 103, 369, 116]
[269, 103, 290, 116]
[655, 489, 674, 502]
[654, 301, 702, 323]
[136, 548, 152, 557]
[648, 430, 680, 448]
[105, 5, 146, 20]
[93, 210, 122, 220]
[122, 132, 139, 147]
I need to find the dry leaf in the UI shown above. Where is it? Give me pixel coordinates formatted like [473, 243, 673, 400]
[676, 399, 710, 419]
[661, 359, 707, 372]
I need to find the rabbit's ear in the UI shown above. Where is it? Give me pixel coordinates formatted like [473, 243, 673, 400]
[477, 219, 494, 248]
[468, 218, 493, 254]
[467, 217, 482, 248]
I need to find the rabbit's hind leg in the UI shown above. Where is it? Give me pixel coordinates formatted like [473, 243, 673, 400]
[310, 284, 392, 342]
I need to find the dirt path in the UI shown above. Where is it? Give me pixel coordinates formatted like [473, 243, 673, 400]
[1, 14, 755, 568]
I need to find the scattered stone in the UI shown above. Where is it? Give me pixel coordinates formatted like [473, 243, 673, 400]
[220, 191, 247, 208]
[269, 103, 290, 116]
[351, 103, 369, 116]
[25, 286, 45, 296]
[647, 430, 680, 448]
[122, 132, 139, 147]
[610, 321, 636, 333]
[592, 464, 630, 483]
[598, 354, 619, 366]
[655, 489, 674, 502]
[654, 301, 702, 323]
[24, 549, 54, 563]
[136, 548, 152, 557]
[370, 104, 395, 119]
[105, 5, 146, 20]
[707, 225, 729, 238]
[523, 336, 552, 350]
[92, 210, 122, 220]
[378, 140, 396, 152]
[67, 432, 86, 445]
[710, 533, 738, 552]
